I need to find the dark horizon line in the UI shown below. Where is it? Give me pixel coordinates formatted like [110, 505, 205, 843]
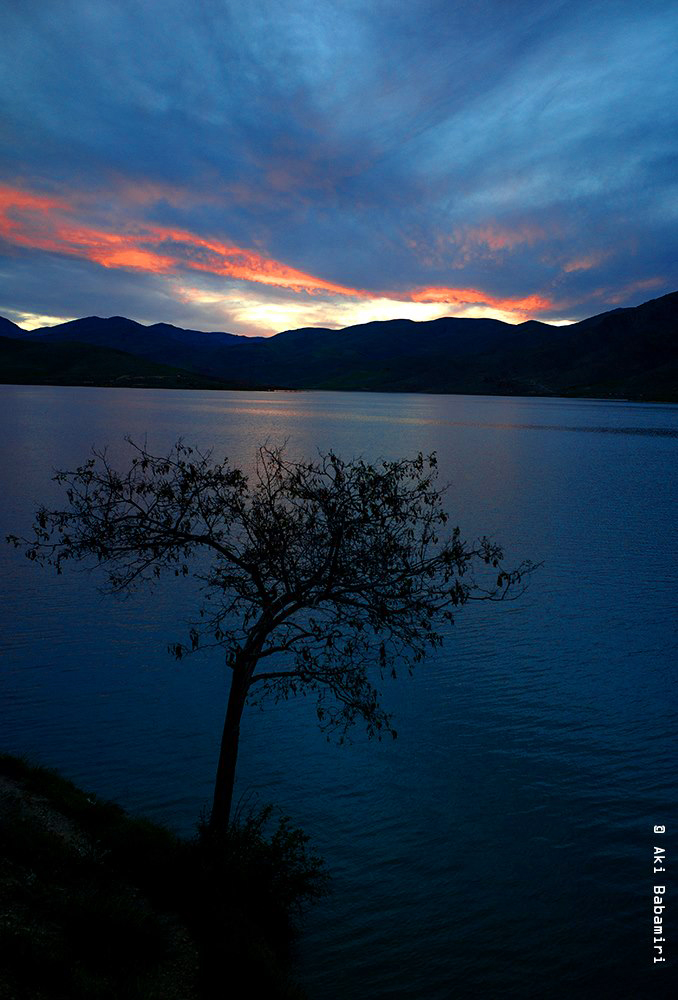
[3, 287, 677, 341]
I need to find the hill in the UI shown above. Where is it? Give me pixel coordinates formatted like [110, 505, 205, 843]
[2, 290, 677, 400]
[0, 753, 325, 999]
[0, 335, 268, 391]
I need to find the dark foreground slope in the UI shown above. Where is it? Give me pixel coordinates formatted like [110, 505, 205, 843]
[0, 335, 263, 390]
[2, 290, 677, 400]
[0, 754, 326, 1000]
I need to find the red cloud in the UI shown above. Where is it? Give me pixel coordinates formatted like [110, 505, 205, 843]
[412, 286, 554, 315]
[0, 183, 366, 296]
[457, 223, 546, 254]
[0, 183, 558, 322]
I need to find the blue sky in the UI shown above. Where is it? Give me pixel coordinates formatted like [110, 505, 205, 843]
[1, 0, 676, 335]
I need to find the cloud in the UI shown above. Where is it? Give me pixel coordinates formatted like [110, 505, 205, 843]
[0, 1, 676, 334]
[411, 286, 555, 321]
[186, 293, 464, 336]
[0, 181, 563, 331]
[0, 183, 367, 297]
[562, 252, 611, 274]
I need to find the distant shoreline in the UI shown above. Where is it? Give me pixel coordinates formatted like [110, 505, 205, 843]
[2, 289, 676, 403]
[1, 380, 675, 404]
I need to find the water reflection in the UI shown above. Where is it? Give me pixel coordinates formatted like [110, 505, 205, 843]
[1, 385, 677, 1000]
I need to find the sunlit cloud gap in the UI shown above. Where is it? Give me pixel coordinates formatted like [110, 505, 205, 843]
[6, 311, 79, 331]
[174, 288, 563, 334]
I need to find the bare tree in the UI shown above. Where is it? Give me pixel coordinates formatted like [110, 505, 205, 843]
[8, 438, 533, 836]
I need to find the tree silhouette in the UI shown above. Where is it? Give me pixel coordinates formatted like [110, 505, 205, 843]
[8, 438, 533, 836]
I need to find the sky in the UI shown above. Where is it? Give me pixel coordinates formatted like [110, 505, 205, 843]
[1, 0, 677, 336]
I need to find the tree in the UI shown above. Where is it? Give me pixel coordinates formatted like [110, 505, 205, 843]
[7, 438, 533, 836]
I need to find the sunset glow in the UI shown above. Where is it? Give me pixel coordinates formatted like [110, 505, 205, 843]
[0, 3, 675, 335]
[0, 182, 566, 332]
[0, 184, 368, 302]
[411, 287, 555, 319]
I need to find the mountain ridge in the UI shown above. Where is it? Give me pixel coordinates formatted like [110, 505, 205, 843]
[1, 290, 677, 401]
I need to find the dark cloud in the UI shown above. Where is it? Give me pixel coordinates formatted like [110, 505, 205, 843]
[1, 0, 676, 333]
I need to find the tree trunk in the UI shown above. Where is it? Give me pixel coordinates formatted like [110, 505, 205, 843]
[209, 661, 250, 836]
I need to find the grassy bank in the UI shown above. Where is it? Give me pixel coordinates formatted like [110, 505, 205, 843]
[0, 754, 328, 999]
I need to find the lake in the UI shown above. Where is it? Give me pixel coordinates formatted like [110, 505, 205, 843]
[1, 385, 677, 998]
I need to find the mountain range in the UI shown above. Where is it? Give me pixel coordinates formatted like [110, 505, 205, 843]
[1, 290, 677, 401]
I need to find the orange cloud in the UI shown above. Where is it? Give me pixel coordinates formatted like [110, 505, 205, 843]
[405, 222, 549, 272]
[0, 182, 366, 296]
[459, 223, 545, 253]
[563, 251, 610, 274]
[0, 183, 559, 325]
[0, 186, 67, 214]
[412, 286, 554, 318]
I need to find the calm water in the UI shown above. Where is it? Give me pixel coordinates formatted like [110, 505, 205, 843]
[1, 386, 677, 998]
